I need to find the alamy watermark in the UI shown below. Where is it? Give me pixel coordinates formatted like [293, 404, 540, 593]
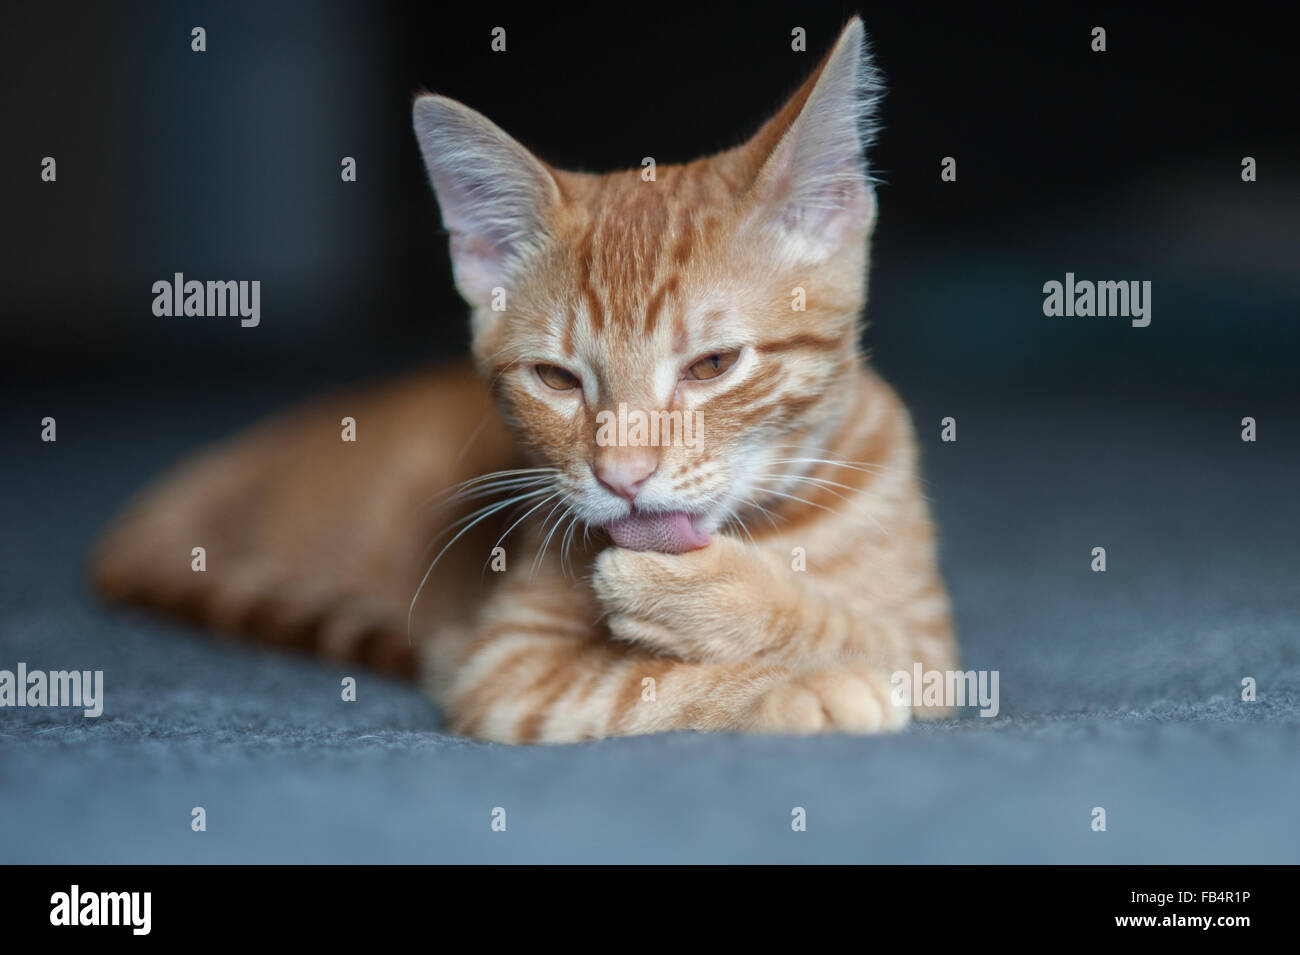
[152, 273, 260, 327]
[1042, 272, 1151, 327]
[0, 663, 103, 717]
[891, 664, 1000, 717]
[595, 403, 703, 449]
[50, 885, 150, 935]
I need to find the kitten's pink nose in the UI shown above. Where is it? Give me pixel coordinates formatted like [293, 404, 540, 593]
[593, 449, 658, 503]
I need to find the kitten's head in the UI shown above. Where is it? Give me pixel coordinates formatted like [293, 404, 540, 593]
[414, 19, 881, 552]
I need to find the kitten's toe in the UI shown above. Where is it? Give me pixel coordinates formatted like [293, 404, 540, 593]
[747, 681, 831, 734]
[745, 666, 908, 735]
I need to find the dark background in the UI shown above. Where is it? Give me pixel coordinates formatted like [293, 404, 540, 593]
[3, 0, 1296, 407]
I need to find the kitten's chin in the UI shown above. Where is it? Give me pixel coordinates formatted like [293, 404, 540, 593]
[606, 510, 711, 555]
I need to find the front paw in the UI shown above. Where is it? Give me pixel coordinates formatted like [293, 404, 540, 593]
[592, 535, 762, 661]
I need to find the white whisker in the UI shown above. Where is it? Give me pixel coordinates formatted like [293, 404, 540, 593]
[769, 456, 895, 475]
[490, 490, 565, 561]
[529, 493, 574, 581]
[754, 487, 839, 516]
[407, 484, 555, 638]
[754, 473, 856, 504]
[413, 467, 559, 515]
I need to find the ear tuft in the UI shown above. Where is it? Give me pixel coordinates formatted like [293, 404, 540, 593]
[412, 95, 559, 307]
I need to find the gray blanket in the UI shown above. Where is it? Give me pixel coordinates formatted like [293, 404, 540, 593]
[2, 387, 1296, 863]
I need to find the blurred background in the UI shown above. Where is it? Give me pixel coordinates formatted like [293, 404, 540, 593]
[3, 0, 1296, 407]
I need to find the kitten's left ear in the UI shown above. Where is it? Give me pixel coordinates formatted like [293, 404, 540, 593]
[743, 18, 881, 260]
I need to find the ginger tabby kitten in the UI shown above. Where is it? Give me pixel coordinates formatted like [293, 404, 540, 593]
[90, 18, 956, 743]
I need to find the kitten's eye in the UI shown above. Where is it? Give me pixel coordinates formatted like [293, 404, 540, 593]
[535, 364, 581, 391]
[685, 350, 740, 381]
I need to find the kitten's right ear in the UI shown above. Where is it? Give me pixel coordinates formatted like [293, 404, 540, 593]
[412, 95, 560, 308]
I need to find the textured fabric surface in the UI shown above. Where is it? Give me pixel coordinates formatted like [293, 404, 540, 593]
[2, 386, 1297, 863]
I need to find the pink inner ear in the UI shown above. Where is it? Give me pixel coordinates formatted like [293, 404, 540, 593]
[434, 166, 513, 254]
[765, 148, 874, 252]
[445, 231, 507, 305]
[800, 176, 874, 246]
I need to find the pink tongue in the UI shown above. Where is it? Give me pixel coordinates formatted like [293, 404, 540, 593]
[607, 511, 711, 554]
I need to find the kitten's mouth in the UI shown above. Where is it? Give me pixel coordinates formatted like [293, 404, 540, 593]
[606, 510, 711, 555]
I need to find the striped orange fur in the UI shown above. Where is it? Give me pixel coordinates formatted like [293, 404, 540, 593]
[89, 18, 956, 743]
